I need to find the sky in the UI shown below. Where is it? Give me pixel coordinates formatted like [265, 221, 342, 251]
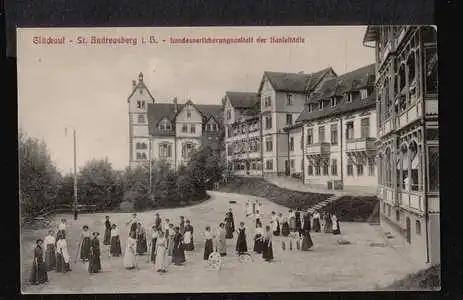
[17, 26, 374, 173]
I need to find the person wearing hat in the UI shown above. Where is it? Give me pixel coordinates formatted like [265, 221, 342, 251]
[88, 232, 102, 273]
[29, 239, 48, 285]
[44, 230, 56, 271]
[79, 225, 91, 262]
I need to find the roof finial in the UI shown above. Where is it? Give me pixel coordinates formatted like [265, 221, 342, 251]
[138, 72, 143, 82]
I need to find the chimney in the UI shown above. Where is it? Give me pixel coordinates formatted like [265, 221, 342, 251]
[173, 97, 178, 113]
[138, 72, 143, 82]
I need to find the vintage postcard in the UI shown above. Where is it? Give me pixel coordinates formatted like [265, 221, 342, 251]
[18, 26, 439, 293]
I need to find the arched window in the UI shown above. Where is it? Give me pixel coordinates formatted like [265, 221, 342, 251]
[399, 144, 409, 190]
[385, 148, 392, 187]
[422, 26, 437, 44]
[399, 63, 406, 93]
[409, 141, 419, 191]
[407, 52, 416, 85]
[416, 220, 421, 235]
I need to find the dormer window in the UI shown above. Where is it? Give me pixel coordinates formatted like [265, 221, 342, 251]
[346, 93, 352, 103]
[360, 89, 368, 100]
[319, 101, 324, 111]
[136, 100, 145, 109]
[212, 123, 217, 131]
[286, 94, 293, 105]
[159, 122, 171, 131]
[331, 97, 337, 107]
[206, 124, 211, 131]
[308, 104, 313, 113]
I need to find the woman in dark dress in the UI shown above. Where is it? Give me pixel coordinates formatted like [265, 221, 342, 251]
[225, 208, 235, 239]
[262, 226, 274, 262]
[332, 213, 341, 235]
[281, 214, 290, 237]
[301, 214, 314, 251]
[295, 208, 302, 233]
[312, 210, 321, 233]
[44, 230, 56, 271]
[80, 225, 91, 261]
[203, 226, 214, 260]
[110, 224, 122, 257]
[235, 222, 248, 254]
[183, 220, 194, 251]
[29, 239, 48, 285]
[103, 216, 111, 246]
[88, 232, 102, 273]
[179, 216, 185, 234]
[150, 225, 159, 263]
[136, 222, 148, 255]
[302, 212, 311, 234]
[323, 211, 333, 233]
[172, 227, 186, 265]
[253, 223, 264, 254]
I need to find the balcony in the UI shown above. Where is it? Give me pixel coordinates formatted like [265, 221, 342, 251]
[306, 142, 330, 156]
[346, 137, 376, 154]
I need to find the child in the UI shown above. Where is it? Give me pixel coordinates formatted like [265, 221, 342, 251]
[203, 226, 214, 260]
[44, 230, 56, 271]
[235, 222, 248, 255]
[110, 224, 122, 257]
[80, 225, 91, 261]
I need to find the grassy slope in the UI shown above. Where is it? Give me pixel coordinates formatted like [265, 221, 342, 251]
[383, 265, 441, 290]
[219, 177, 333, 209]
[327, 195, 380, 223]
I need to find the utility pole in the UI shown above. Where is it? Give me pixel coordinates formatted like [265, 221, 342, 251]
[73, 129, 78, 220]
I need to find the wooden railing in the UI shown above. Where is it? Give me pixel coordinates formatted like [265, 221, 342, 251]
[22, 204, 98, 224]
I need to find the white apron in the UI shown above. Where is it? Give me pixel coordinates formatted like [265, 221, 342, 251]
[56, 239, 70, 263]
[123, 237, 137, 268]
[271, 216, 278, 231]
[183, 231, 192, 244]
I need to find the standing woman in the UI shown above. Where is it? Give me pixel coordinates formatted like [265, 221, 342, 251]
[136, 222, 148, 255]
[179, 216, 185, 235]
[183, 220, 194, 251]
[323, 211, 333, 233]
[149, 225, 159, 263]
[262, 226, 274, 262]
[88, 232, 102, 273]
[312, 210, 321, 233]
[301, 220, 314, 251]
[123, 231, 137, 270]
[29, 239, 48, 285]
[295, 208, 302, 233]
[43, 230, 56, 271]
[110, 224, 122, 257]
[80, 225, 92, 261]
[281, 213, 290, 237]
[332, 213, 341, 235]
[235, 222, 248, 255]
[288, 210, 296, 232]
[203, 226, 214, 260]
[225, 208, 235, 239]
[56, 233, 71, 273]
[254, 210, 262, 228]
[271, 211, 280, 236]
[302, 211, 311, 234]
[172, 226, 186, 265]
[103, 216, 112, 246]
[253, 223, 264, 254]
[216, 223, 227, 256]
[167, 224, 175, 257]
[155, 231, 169, 273]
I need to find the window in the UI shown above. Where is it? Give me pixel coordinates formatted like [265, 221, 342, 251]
[264, 96, 271, 107]
[424, 47, 438, 94]
[368, 159, 375, 176]
[266, 160, 273, 170]
[289, 137, 294, 151]
[387, 205, 391, 217]
[286, 94, 293, 105]
[346, 93, 352, 103]
[159, 122, 171, 131]
[383, 202, 386, 214]
[361, 118, 370, 138]
[206, 124, 211, 131]
[136, 152, 147, 160]
[181, 124, 188, 133]
[315, 164, 321, 176]
[138, 114, 145, 123]
[318, 126, 325, 143]
[159, 143, 172, 158]
[265, 116, 272, 129]
[416, 220, 421, 235]
[428, 146, 439, 192]
[136, 142, 147, 150]
[212, 124, 217, 131]
[286, 114, 293, 125]
[396, 209, 400, 222]
[331, 97, 337, 107]
[331, 159, 337, 176]
[347, 161, 354, 176]
[306, 128, 313, 145]
[323, 164, 329, 176]
[266, 138, 273, 152]
[182, 143, 194, 158]
[346, 121, 354, 140]
[136, 100, 145, 109]
[227, 126, 232, 138]
[190, 124, 196, 133]
[319, 101, 324, 110]
[330, 124, 338, 145]
[308, 164, 313, 176]
[360, 89, 368, 100]
[290, 159, 295, 169]
[308, 104, 313, 113]
[357, 163, 364, 176]
[227, 144, 232, 156]
[187, 110, 191, 118]
[227, 109, 231, 120]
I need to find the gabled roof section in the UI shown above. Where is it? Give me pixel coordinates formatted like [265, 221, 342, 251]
[305, 67, 337, 92]
[127, 72, 156, 102]
[196, 104, 224, 124]
[225, 91, 259, 109]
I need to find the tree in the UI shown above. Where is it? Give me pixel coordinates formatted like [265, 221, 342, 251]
[187, 145, 225, 195]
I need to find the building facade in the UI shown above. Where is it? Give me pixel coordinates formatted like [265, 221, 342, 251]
[363, 25, 439, 265]
[128, 73, 223, 169]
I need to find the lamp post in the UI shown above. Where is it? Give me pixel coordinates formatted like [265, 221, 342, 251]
[65, 126, 78, 220]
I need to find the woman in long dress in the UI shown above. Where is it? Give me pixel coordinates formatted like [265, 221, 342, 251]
[332, 214, 341, 235]
[235, 222, 248, 255]
[110, 224, 122, 257]
[254, 210, 262, 228]
[225, 209, 235, 239]
[281, 214, 290, 237]
[288, 210, 296, 232]
[179, 216, 185, 234]
[262, 226, 274, 262]
[44, 230, 56, 271]
[167, 224, 175, 257]
[80, 225, 91, 261]
[150, 225, 159, 263]
[312, 211, 321, 232]
[271, 212, 280, 236]
[88, 232, 102, 273]
[29, 239, 48, 285]
[56, 233, 71, 273]
[203, 226, 214, 260]
[183, 220, 194, 251]
[302, 212, 311, 233]
[172, 227, 186, 265]
[253, 223, 264, 254]
[323, 211, 333, 233]
[216, 223, 227, 256]
[123, 231, 137, 269]
[155, 231, 169, 272]
[295, 208, 302, 233]
[136, 223, 148, 255]
[301, 219, 314, 251]
[103, 216, 112, 246]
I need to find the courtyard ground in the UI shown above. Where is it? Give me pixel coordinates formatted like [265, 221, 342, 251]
[22, 191, 424, 293]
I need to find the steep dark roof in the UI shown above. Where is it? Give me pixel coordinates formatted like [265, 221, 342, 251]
[260, 67, 335, 94]
[226, 91, 259, 109]
[127, 72, 156, 102]
[296, 64, 376, 123]
[147, 102, 223, 136]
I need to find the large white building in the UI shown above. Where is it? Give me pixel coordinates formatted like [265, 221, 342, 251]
[287, 64, 378, 191]
[128, 73, 223, 168]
